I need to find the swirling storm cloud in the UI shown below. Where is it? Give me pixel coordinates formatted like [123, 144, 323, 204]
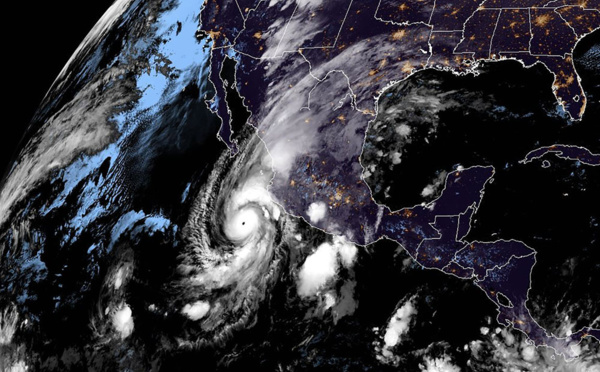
[1, 0, 599, 371]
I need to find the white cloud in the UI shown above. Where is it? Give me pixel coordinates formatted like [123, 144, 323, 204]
[421, 171, 448, 199]
[383, 298, 417, 349]
[323, 291, 336, 310]
[0, 65, 130, 227]
[8, 361, 28, 372]
[420, 355, 461, 372]
[375, 297, 418, 365]
[307, 202, 327, 223]
[261, 0, 328, 59]
[569, 344, 582, 358]
[297, 235, 359, 298]
[522, 344, 538, 362]
[395, 124, 412, 137]
[112, 304, 134, 339]
[182, 301, 211, 321]
[54, 0, 134, 85]
[114, 267, 126, 290]
[502, 328, 515, 345]
[259, 66, 354, 180]
[224, 208, 261, 242]
[297, 242, 338, 297]
[332, 280, 357, 322]
[0, 304, 19, 345]
[217, 157, 280, 246]
[421, 185, 436, 197]
[472, 322, 600, 372]
[334, 235, 358, 268]
[295, 0, 323, 8]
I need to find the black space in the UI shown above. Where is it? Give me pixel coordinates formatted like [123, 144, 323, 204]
[2, 1, 115, 176]
[364, 29, 599, 211]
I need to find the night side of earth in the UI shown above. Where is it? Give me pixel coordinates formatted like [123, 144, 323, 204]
[1, 0, 599, 371]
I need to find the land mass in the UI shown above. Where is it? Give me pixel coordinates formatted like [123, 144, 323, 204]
[199, 0, 600, 360]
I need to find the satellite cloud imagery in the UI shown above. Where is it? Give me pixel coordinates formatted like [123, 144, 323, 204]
[1, 0, 599, 371]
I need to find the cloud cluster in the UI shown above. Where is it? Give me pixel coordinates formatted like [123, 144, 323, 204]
[112, 304, 134, 339]
[374, 296, 419, 366]
[420, 171, 448, 200]
[182, 301, 211, 321]
[0, 304, 18, 345]
[419, 354, 461, 372]
[296, 236, 358, 297]
[306, 202, 327, 224]
[383, 298, 417, 350]
[468, 324, 600, 371]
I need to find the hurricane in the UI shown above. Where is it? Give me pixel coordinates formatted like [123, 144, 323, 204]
[176, 135, 289, 347]
[1, 0, 599, 370]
